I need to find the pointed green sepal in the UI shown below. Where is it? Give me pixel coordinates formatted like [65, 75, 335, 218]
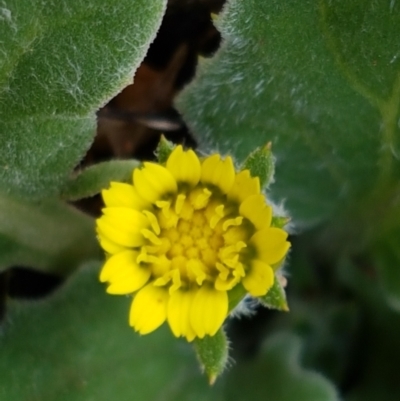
[259, 274, 289, 312]
[194, 329, 229, 385]
[271, 215, 291, 229]
[242, 142, 275, 189]
[156, 135, 175, 164]
[227, 283, 247, 312]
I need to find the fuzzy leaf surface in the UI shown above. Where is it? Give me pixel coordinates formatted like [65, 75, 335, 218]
[374, 229, 400, 312]
[179, 0, 400, 225]
[0, 195, 100, 273]
[259, 274, 289, 311]
[226, 333, 339, 401]
[0, 0, 167, 199]
[0, 267, 225, 401]
[194, 329, 229, 384]
[61, 160, 139, 201]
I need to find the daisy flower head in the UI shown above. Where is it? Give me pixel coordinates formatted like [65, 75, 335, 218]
[96, 144, 290, 342]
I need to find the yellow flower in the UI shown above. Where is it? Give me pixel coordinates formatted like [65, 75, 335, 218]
[96, 145, 290, 341]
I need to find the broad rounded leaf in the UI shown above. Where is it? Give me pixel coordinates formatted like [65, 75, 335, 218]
[226, 333, 339, 401]
[0, 0, 167, 199]
[374, 230, 400, 312]
[179, 0, 400, 225]
[0, 266, 225, 401]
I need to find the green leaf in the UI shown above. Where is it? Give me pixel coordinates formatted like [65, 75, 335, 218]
[194, 329, 229, 385]
[259, 274, 289, 311]
[0, 194, 100, 273]
[337, 259, 400, 401]
[0, 0, 167, 199]
[0, 266, 225, 401]
[178, 0, 400, 225]
[225, 333, 339, 401]
[374, 230, 400, 312]
[61, 160, 139, 201]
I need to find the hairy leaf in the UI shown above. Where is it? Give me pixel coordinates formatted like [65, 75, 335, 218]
[179, 0, 400, 226]
[226, 333, 339, 401]
[0, 195, 100, 273]
[0, 267, 225, 401]
[61, 160, 139, 201]
[0, 0, 167, 199]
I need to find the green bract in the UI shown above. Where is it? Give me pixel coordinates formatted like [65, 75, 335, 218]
[242, 143, 275, 189]
[194, 329, 229, 385]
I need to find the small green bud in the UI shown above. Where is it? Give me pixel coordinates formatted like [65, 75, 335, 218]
[259, 274, 289, 312]
[155, 135, 175, 164]
[242, 142, 275, 189]
[271, 215, 291, 229]
[194, 329, 229, 385]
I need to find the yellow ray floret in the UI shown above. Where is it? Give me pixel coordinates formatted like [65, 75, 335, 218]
[97, 145, 290, 341]
[166, 145, 201, 187]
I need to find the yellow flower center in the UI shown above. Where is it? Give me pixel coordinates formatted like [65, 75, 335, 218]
[138, 187, 254, 294]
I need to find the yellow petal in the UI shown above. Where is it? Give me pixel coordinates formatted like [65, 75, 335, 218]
[174, 194, 186, 214]
[133, 163, 177, 203]
[242, 260, 274, 296]
[150, 254, 171, 277]
[214, 275, 241, 291]
[250, 227, 291, 265]
[97, 207, 150, 248]
[201, 154, 235, 194]
[142, 210, 161, 235]
[227, 170, 260, 203]
[141, 229, 162, 245]
[96, 218, 143, 248]
[102, 207, 149, 229]
[97, 230, 126, 254]
[100, 250, 137, 282]
[102, 182, 150, 210]
[239, 194, 272, 230]
[187, 259, 207, 285]
[189, 187, 212, 209]
[223, 225, 250, 245]
[222, 216, 243, 231]
[100, 250, 151, 294]
[129, 284, 169, 335]
[167, 288, 197, 341]
[190, 286, 228, 338]
[166, 145, 201, 187]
